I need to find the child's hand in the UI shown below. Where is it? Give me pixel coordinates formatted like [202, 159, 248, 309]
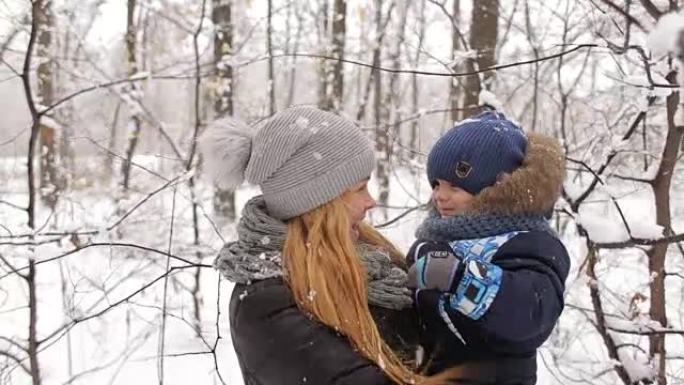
[407, 241, 464, 292]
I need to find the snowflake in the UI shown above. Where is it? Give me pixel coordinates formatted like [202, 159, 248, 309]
[295, 116, 310, 129]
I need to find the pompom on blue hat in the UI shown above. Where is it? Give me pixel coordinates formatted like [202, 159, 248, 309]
[427, 111, 528, 195]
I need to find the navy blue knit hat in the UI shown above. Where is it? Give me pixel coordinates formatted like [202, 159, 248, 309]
[427, 111, 527, 195]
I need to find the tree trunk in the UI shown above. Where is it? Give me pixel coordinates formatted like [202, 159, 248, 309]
[355, 2, 394, 122]
[317, 0, 329, 107]
[266, 0, 275, 115]
[284, 0, 303, 108]
[449, 0, 461, 124]
[384, 1, 406, 158]
[28, 260, 41, 385]
[463, 0, 499, 117]
[409, 0, 426, 161]
[57, 14, 75, 190]
[586, 244, 633, 384]
[211, 0, 237, 220]
[106, 102, 122, 183]
[373, 0, 389, 219]
[189, 0, 208, 338]
[646, 71, 683, 385]
[321, 0, 346, 112]
[36, 0, 60, 209]
[121, 0, 143, 191]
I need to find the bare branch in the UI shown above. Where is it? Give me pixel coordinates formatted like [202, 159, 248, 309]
[570, 95, 657, 211]
[243, 45, 597, 78]
[595, 232, 684, 249]
[0, 243, 212, 281]
[374, 204, 428, 229]
[38, 265, 199, 347]
[0, 350, 31, 375]
[598, 0, 646, 30]
[639, 0, 664, 19]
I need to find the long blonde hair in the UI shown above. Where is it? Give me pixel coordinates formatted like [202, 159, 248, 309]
[283, 195, 457, 384]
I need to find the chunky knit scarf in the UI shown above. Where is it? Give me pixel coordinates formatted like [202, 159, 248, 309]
[415, 208, 554, 242]
[214, 196, 413, 310]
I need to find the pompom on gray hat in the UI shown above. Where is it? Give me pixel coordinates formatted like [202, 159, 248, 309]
[200, 106, 375, 220]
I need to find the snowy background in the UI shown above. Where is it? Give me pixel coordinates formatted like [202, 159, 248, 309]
[1, 0, 684, 384]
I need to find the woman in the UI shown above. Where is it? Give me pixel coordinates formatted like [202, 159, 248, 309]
[200, 107, 454, 385]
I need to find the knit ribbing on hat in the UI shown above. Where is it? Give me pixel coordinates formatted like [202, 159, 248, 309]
[427, 112, 527, 195]
[245, 106, 375, 220]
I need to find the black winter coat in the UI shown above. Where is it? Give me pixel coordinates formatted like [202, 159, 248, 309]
[229, 278, 419, 385]
[410, 231, 570, 385]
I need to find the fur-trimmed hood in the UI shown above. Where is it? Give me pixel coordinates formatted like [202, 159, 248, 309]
[468, 132, 565, 216]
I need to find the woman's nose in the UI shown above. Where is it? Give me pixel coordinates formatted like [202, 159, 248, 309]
[364, 193, 377, 211]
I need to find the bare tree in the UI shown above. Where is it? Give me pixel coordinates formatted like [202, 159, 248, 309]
[16, 0, 51, 382]
[36, 0, 62, 209]
[463, 0, 499, 116]
[211, 0, 237, 220]
[384, 1, 407, 147]
[316, 0, 330, 107]
[320, 0, 347, 112]
[409, 0, 426, 161]
[284, 0, 304, 108]
[121, 0, 144, 191]
[450, 0, 462, 124]
[266, 0, 276, 115]
[646, 70, 682, 385]
[374, 0, 390, 218]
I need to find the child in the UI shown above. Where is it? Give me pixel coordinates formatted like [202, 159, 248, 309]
[407, 111, 570, 385]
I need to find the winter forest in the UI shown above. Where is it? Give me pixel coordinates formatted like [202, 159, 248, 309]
[0, 0, 683, 384]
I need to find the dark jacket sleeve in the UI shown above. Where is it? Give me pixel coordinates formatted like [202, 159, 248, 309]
[230, 279, 393, 385]
[415, 232, 570, 355]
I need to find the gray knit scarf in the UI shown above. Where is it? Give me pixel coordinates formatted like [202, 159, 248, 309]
[214, 196, 413, 310]
[416, 208, 555, 242]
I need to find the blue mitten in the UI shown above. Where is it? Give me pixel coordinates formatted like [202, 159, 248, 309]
[408, 239, 505, 321]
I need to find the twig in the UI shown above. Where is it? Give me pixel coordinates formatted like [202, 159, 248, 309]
[639, 0, 663, 19]
[157, 187, 177, 385]
[241, 45, 596, 78]
[0, 243, 212, 281]
[598, 0, 646, 30]
[570, 95, 657, 211]
[37, 265, 199, 348]
[595, 232, 684, 249]
[374, 204, 428, 229]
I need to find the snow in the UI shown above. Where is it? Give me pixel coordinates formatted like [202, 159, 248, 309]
[646, 11, 684, 56]
[614, 334, 657, 383]
[576, 210, 630, 243]
[447, 49, 478, 67]
[622, 73, 674, 97]
[629, 220, 664, 240]
[478, 89, 504, 111]
[606, 315, 668, 333]
[295, 116, 309, 129]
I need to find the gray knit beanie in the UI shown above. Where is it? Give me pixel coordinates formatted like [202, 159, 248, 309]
[200, 106, 375, 220]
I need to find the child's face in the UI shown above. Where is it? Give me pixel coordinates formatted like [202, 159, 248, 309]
[431, 179, 475, 218]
